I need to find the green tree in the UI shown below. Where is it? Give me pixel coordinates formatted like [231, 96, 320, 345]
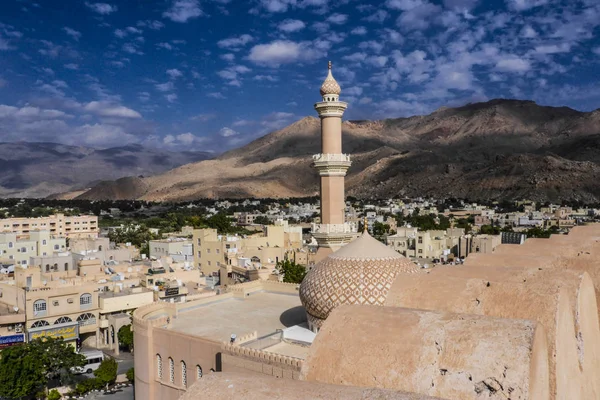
[0, 342, 46, 399]
[253, 215, 270, 225]
[94, 358, 118, 388]
[118, 325, 134, 352]
[48, 389, 62, 400]
[126, 368, 135, 384]
[276, 259, 307, 283]
[0, 337, 85, 399]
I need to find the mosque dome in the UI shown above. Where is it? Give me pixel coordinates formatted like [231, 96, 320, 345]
[299, 230, 420, 330]
[319, 61, 341, 97]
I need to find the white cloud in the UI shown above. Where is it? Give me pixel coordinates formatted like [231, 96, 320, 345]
[505, 0, 548, 11]
[219, 127, 239, 137]
[326, 13, 348, 24]
[0, 105, 70, 120]
[220, 53, 235, 61]
[83, 101, 142, 118]
[386, 0, 426, 11]
[137, 20, 165, 30]
[190, 113, 215, 121]
[343, 52, 367, 62]
[85, 2, 118, 14]
[495, 57, 531, 73]
[278, 19, 306, 32]
[163, 0, 203, 23]
[155, 81, 175, 92]
[396, 2, 442, 30]
[521, 25, 537, 38]
[217, 34, 253, 49]
[165, 94, 178, 103]
[364, 9, 388, 23]
[443, 0, 479, 10]
[64, 63, 79, 70]
[248, 40, 324, 65]
[351, 26, 367, 35]
[63, 27, 81, 41]
[166, 68, 183, 79]
[207, 92, 226, 99]
[156, 42, 173, 50]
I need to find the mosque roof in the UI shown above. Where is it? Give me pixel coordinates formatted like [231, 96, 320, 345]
[319, 61, 341, 96]
[299, 230, 419, 327]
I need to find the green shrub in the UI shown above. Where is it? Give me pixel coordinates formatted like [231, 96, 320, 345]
[75, 378, 103, 395]
[48, 389, 62, 400]
[126, 367, 135, 383]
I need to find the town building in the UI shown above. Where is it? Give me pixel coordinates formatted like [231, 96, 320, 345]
[0, 213, 98, 238]
[0, 231, 66, 267]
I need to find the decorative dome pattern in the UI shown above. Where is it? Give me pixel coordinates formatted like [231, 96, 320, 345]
[300, 231, 420, 329]
[319, 62, 341, 97]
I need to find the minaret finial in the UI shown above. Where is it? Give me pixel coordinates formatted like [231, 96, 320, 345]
[363, 216, 368, 233]
[328, 61, 332, 70]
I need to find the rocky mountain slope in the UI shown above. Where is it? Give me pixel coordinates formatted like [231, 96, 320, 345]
[0, 143, 212, 198]
[73, 99, 600, 203]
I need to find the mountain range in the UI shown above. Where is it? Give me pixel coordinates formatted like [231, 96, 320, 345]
[22, 99, 600, 203]
[0, 143, 212, 199]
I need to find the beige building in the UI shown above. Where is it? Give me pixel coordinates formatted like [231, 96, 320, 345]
[149, 238, 192, 261]
[0, 213, 98, 238]
[386, 227, 464, 260]
[192, 224, 302, 278]
[0, 231, 66, 267]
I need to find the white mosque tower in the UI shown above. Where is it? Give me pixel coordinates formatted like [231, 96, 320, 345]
[311, 61, 357, 262]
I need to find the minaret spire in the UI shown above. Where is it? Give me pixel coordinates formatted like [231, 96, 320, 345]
[312, 62, 356, 262]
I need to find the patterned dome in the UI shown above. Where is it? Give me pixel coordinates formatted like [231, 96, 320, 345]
[319, 62, 341, 96]
[299, 231, 419, 330]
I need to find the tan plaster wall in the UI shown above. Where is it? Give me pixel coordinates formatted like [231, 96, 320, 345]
[385, 266, 593, 400]
[321, 117, 341, 154]
[179, 371, 446, 400]
[320, 176, 345, 225]
[301, 305, 550, 400]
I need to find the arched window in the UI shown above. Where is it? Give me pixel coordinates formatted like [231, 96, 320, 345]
[196, 365, 202, 379]
[80, 293, 92, 309]
[54, 316, 72, 325]
[45, 264, 50, 272]
[156, 354, 162, 380]
[181, 361, 187, 387]
[64, 263, 69, 270]
[31, 320, 49, 328]
[33, 300, 47, 316]
[76, 312, 96, 327]
[169, 357, 174, 383]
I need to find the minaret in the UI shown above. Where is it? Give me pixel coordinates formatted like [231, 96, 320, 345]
[312, 61, 357, 262]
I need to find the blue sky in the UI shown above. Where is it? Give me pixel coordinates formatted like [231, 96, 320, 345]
[0, 0, 599, 152]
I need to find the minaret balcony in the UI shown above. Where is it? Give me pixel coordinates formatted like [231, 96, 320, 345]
[312, 153, 352, 176]
[314, 101, 348, 117]
[312, 223, 357, 234]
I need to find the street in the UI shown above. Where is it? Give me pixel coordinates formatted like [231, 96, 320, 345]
[83, 386, 134, 400]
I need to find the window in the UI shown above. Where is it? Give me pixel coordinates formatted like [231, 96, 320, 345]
[207, 261, 211, 266]
[169, 357, 174, 383]
[181, 361, 187, 387]
[418, 237, 423, 244]
[80, 293, 92, 307]
[216, 249, 220, 254]
[197, 251, 201, 258]
[157, 354, 163, 380]
[42, 240, 47, 245]
[33, 300, 47, 314]
[8, 242, 13, 248]
[54, 316, 72, 324]
[207, 248, 210, 254]
[20, 247, 26, 253]
[31, 320, 49, 328]
[64, 263, 69, 270]
[196, 365, 202, 379]
[54, 245, 59, 250]
[77, 312, 96, 326]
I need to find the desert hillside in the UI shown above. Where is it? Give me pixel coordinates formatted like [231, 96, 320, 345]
[0, 143, 212, 198]
[76, 99, 600, 203]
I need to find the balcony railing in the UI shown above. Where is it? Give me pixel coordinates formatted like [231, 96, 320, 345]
[312, 153, 351, 163]
[312, 223, 357, 234]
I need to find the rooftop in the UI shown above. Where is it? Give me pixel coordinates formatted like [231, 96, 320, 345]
[169, 291, 305, 344]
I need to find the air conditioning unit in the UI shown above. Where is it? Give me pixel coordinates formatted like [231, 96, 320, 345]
[67, 298, 74, 304]
[7, 325, 13, 331]
[53, 300, 59, 306]
[15, 326, 22, 333]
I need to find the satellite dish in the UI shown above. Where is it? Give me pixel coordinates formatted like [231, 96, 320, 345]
[13, 306, 19, 313]
[42, 281, 47, 286]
